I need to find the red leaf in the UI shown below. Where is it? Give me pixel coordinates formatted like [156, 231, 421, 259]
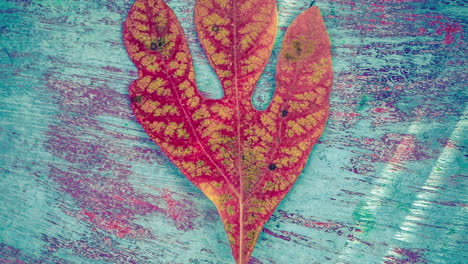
[194, 0, 277, 101]
[123, 0, 332, 263]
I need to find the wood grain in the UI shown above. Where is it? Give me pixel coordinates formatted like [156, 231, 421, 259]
[0, 0, 466, 263]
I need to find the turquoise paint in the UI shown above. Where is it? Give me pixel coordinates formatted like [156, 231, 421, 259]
[0, 0, 466, 263]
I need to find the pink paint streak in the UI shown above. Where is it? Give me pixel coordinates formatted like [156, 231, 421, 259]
[432, 21, 463, 45]
[384, 247, 427, 264]
[45, 72, 201, 242]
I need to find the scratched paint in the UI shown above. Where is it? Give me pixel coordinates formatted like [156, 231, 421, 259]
[0, 0, 466, 263]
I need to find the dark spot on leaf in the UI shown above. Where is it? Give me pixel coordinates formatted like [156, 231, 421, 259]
[284, 53, 294, 61]
[150, 38, 165, 51]
[212, 25, 219, 32]
[158, 39, 164, 47]
[268, 163, 277, 170]
[296, 47, 303, 54]
[285, 38, 313, 61]
[281, 109, 288, 117]
[149, 42, 158, 51]
[131, 95, 143, 103]
[292, 40, 303, 56]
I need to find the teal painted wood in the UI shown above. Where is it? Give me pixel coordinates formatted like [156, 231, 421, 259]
[0, 0, 466, 263]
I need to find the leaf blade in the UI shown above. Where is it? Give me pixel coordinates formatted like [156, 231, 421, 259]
[235, 7, 332, 263]
[202, 7, 332, 263]
[124, 1, 332, 263]
[124, 0, 240, 198]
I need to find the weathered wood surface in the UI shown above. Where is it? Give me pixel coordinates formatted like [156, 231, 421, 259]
[0, 0, 466, 263]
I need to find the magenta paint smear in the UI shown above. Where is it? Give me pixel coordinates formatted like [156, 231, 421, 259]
[384, 247, 427, 264]
[42, 72, 202, 262]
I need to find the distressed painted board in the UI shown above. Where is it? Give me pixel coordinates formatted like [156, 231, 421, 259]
[0, 0, 466, 263]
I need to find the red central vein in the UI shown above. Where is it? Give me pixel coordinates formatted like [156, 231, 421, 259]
[231, 2, 245, 263]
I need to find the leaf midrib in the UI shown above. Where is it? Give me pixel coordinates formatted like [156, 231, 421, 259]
[230, 1, 246, 263]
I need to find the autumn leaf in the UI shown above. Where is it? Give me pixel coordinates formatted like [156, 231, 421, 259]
[123, 0, 332, 263]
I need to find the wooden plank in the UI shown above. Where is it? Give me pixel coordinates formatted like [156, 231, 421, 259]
[0, 0, 466, 263]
